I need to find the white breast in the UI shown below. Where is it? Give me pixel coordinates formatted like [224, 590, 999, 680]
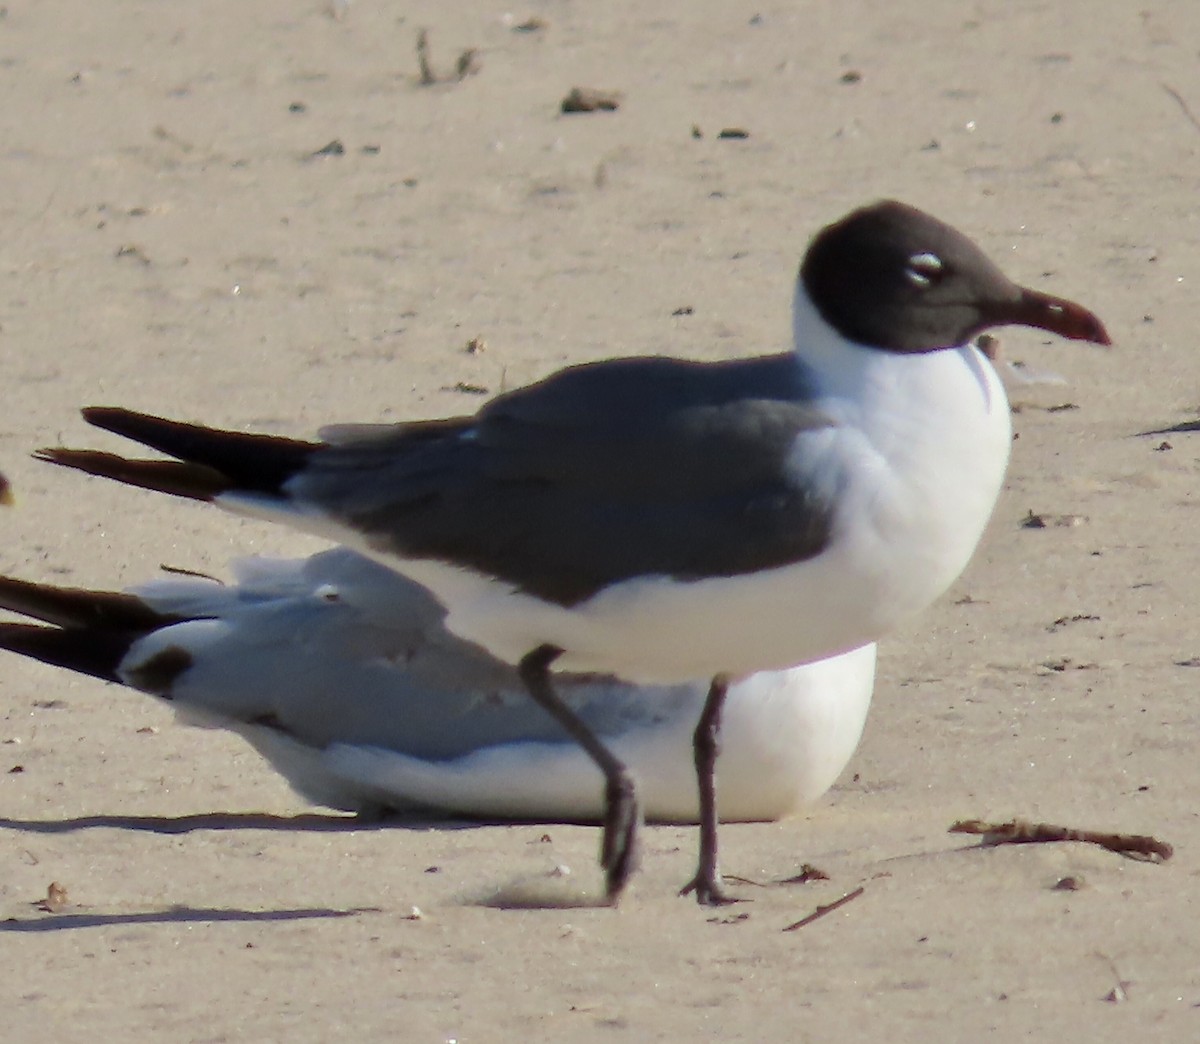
[390, 300, 1011, 681]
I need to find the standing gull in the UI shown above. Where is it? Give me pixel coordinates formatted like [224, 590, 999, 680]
[0, 549, 875, 823]
[37, 200, 1110, 903]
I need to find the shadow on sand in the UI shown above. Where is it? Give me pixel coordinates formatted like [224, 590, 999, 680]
[0, 905, 381, 933]
[0, 809, 477, 835]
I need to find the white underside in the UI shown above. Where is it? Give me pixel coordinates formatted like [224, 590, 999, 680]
[219, 643, 876, 824]
[216, 648, 878, 825]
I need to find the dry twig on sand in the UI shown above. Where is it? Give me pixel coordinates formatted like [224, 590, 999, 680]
[949, 819, 1173, 862]
[782, 886, 865, 932]
[416, 30, 479, 86]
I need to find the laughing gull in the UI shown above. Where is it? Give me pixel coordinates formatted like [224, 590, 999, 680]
[0, 548, 875, 823]
[37, 200, 1110, 903]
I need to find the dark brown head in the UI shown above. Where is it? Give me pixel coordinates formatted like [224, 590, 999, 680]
[800, 200, 1111, 352]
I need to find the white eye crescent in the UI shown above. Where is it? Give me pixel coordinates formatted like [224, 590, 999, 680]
[905, 251, 944, 287]
[315, 583, 341, 602]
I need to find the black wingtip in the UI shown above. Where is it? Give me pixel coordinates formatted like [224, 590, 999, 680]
[0, 574, 175, 631]
[34, 448, 228, 501]
[78, 407, 320, 497]
[82, 406, 183, 442]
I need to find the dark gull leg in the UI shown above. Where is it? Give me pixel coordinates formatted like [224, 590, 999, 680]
[679, 674, 739, 906]
[518, 644, 642, 903]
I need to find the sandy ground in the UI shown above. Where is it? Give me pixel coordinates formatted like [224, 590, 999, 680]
[2, 1, 1200, 1040]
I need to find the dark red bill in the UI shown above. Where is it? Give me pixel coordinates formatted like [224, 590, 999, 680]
[1013, 288, 1111, 346]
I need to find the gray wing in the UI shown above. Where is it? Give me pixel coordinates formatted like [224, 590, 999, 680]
[132, 549, 698, 757]
[294, 353, 838, 605]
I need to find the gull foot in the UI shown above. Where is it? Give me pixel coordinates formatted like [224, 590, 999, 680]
[679, 871, 742, 907]
[601, 773, 642, 903]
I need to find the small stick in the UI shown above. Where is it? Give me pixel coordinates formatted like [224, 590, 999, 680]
[724, 863, 829, 888]
[782, 885, 865, 932]
[949, 819, 1173, 862]
[416, 29, 436, 86]
[721, 874, 767, 888]
[1162, 83, 1200, 135]
[455, 49, 481, 81]
[158, 563, 224, 583]
[778, 863, 830, 885]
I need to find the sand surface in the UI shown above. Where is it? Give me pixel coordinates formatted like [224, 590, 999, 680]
[2, 1, 1200, 1040]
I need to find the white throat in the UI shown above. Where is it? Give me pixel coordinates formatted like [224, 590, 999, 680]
[788, 282, 1014, 638]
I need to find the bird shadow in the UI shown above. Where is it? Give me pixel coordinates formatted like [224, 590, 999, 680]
[0, 812, 612, 914]
[0, 905, 381, 933]
[0, 810, 483, 835]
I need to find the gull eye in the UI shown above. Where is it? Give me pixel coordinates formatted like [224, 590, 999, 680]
[905, 251, 944, 288]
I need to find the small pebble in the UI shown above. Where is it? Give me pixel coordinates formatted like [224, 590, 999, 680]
[561, 88, 621, 113]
